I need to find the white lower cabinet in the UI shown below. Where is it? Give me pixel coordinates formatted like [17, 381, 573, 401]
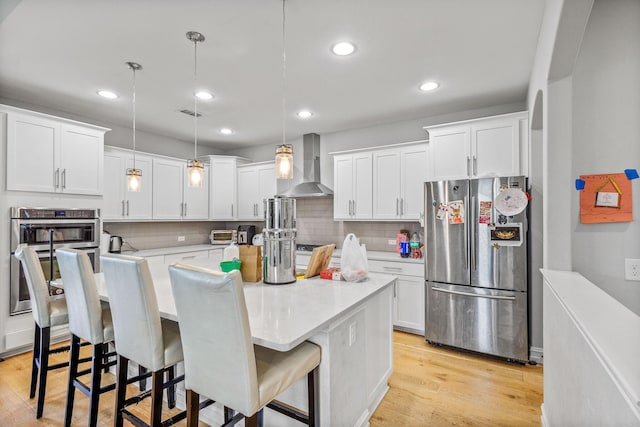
[368, 259, 425, 335]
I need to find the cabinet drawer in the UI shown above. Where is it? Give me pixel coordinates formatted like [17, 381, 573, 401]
[368, 260, 424, 277]
[164, 251, 209, 264]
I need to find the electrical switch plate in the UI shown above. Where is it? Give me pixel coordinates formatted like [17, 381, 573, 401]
[178, 236, 186, 242]
[388, 239, 397, 245]
[624, 259, 640, 281]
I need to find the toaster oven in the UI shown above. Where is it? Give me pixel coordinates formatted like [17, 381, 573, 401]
[209, 229, 237, 245]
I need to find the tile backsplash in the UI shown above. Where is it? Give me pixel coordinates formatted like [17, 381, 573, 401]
[104, 198, 422, 253]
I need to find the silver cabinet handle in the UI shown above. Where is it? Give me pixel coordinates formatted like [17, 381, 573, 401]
[431, 286, 516, 301]
[184, 203, 187, 217]
[182, 255, 196, 260]
[396, 198, 399, 216]
[400, 198, 404, 216]
[383, 266, 403, 272]
[62, 169, 66, 189]
[467, 156, 471, 176]
[473, 156, 477, 176]
[121, 200, 125, 216]
[350, 200, 353, 216]
[353, 200, 356, 216]
[231, 203, 234, 217]
[393, 281, 397, 298]
[55, 168, 60, 188]
[126, 200, 130, 216]
[180, 202, 184, 217]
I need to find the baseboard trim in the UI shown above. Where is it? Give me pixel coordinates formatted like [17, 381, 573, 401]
[540, 403, 549, 427]
[530, 346, 543, 364]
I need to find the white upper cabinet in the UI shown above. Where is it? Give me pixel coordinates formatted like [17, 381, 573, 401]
[372, 142, 429, 220]
[237, 162, 276, 220]
[103, 147, 153, 220]
[5, 108, 108, 195]
[333, 152, 373, 220]
[152, 157, 209, 220]
[207, 156, 238, 220]
[424, 111, 529, 180]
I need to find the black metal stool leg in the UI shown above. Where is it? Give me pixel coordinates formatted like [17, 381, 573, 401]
[166, 366, 176, 408]
[114, 355, 129, 427]
[29, 324, 41, 399]
[64, 335, 81, 427]
[35, 326, 51, 419]
[88, 343, 104, 427]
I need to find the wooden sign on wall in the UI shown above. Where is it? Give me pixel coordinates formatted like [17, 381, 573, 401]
[579, 173, 633, 224]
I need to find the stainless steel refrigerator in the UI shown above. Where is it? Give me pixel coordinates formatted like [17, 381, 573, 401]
[424, 176, 529, 361]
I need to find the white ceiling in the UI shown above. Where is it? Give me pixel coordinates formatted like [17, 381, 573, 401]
[0, 0, 544, 150]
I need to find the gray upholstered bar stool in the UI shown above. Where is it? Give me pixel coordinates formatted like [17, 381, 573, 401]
[14, 244, 70, 419]
[56, 248, 117, 427]
[169, 264, 321, 427]
[101, 253, 186, 427]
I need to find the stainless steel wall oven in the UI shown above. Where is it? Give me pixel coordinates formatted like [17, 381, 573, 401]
[9, 207, 100, 315]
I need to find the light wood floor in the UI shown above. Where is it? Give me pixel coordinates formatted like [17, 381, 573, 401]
[0, 331, 543, 426]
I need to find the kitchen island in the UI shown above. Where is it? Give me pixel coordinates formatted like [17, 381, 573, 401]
[91, 257, 396, 427]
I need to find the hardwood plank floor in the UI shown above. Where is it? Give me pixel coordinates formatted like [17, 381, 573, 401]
[370, 332, 543, 426]
[0, 331, 542, 426]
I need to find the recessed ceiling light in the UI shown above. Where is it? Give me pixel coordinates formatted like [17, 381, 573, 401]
[332, 42, 356, 56]
[195, 91, 213, 100]
[97, 90, 118, 99]
[419, 81, 440, 92]
[220, 128, 233, 135]
[297, 110, 313, 119]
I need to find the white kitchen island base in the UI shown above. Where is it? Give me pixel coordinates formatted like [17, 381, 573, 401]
[176, 284, 393, 427]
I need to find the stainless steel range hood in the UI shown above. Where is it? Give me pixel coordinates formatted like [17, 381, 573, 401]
[280, 133, 333, 198]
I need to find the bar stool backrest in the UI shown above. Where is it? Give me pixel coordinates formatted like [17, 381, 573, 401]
[56, 249, 105, 344]
[101, 254, 164, 371]
[169, 264, 259, 416]
[14, 244, 52, 328]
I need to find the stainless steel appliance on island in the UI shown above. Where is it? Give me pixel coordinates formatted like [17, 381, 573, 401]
[424, 176, 529, 361]
[262, 196, 297, 284]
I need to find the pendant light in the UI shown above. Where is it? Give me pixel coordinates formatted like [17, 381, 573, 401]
[275, 0, 293, 180]
[126, 61, 143, 192]
[186, 31, 205, 188]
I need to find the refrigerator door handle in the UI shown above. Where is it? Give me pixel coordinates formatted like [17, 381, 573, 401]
[431, 286, 516, 301]
[464, 195, 469, 269]
[471, 195, 476, 271]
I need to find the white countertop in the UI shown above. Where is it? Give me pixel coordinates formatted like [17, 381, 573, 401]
[541, 269, 640, 409]
[92, 257, 396, 351]
[118, 244, 424, 264]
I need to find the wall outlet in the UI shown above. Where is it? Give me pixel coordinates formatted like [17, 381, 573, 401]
[349, 322, 357, 346]
[388, 239, 397, 245]
[624, 258, 640, 281]
[178, 236, 186, 242]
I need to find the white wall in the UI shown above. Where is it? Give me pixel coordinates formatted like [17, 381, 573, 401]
[570, 0, 640, 314]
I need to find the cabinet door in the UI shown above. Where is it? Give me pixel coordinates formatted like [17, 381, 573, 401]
[125, 154, 153, 219]
[430, 127, 471, 180]
[209, 157, 237, 220]
[237, 167, 259, 219]
[102, 150, 126, 220]
[6, 113, 59, 193]
[183, 166, 209, 220]
[152, 158, 183, 220]
[400, 145, 428, 220]
[394, 276, 425, 334]
[352, 152, 373, 219]
[373, 149, 401, 219]
[257, 165, 276, 218]
[333, 155, 354, 219]
[471, 118, 520, 177]
[59, 124, 104, 195]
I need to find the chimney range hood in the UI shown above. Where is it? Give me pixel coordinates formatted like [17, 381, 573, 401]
[279, 133, 333, 198]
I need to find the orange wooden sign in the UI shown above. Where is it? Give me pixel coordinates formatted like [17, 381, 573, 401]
[579, 173, 633, 223]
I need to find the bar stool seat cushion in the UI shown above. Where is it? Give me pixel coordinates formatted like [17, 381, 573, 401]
[49, 299, 69, 327]
[254, 343, 320, 409]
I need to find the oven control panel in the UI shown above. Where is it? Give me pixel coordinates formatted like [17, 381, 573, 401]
[12, 208, 99, 219]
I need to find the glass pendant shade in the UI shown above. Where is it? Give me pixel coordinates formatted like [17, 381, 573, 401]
[126, 168, 142, 192]
[187, 159, 204, 188]
[275, 144, 293, 179]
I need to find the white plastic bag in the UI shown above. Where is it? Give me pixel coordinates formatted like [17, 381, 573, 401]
[340, 233, 368, 282]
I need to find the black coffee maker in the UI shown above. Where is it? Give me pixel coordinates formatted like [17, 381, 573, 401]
[237, 225, 256, 245]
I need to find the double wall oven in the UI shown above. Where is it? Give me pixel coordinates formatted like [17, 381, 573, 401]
[10, 207, 100, 315]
